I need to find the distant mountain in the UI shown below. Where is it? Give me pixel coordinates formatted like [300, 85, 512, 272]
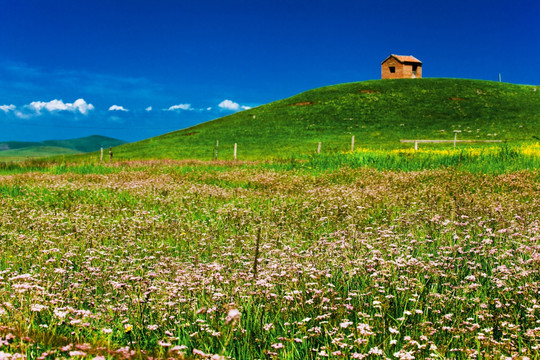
[0, 135, 127, 161]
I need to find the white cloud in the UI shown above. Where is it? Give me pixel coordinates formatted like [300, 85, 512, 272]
[73, 99, 94, 114]
[29, 100, 67, 112]
[0, 104, 15, 112]
[28, 98, 94, 115]
[15, 111, 31, 119]
[218, 99, 251, 111]
[145, 106, 153, 111]
[167, 104, 192, 111]
[109, 105, 128, 112]
[218, 99, 240, 111]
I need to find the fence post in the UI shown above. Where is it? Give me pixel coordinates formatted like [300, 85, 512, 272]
[234, 143, 237, 160]
[351, 136, 355, 152]
[454, 132, 458, 148]
[317, 142, 321, 154]
[100, 146, 103, 162]
[214, 140, 219, 160]
[415, 141, 418, 151]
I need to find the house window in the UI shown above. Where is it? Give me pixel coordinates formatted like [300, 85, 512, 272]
[389, 66, 395, 73]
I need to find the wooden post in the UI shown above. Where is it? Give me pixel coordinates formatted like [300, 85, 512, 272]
[317, 142, 321, 154]
[351, 136, 355, 152]
[214, 140, 219, 160]
[415, 141, 418, 151]
[454, 133, 457, 148]
[234, 143, 237, 160]
[100, 146, 103, 162]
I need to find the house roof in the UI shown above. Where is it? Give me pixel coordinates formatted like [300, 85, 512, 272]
[382, 54, 422, 64]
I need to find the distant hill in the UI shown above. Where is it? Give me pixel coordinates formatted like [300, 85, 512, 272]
[40, 135, 126, 153]
[0, 146, 79, 162]
[0, 135, 126, 161]
[0, 141, 43, 151]
[105, 79, 538, 160]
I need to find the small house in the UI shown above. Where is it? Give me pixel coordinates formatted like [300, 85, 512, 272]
[381, 55, 422, 79]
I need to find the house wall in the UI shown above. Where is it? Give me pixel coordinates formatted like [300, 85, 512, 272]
[401, 63, 422, 78]
[416, 64, 423, 78]
[381, 59, 404, 79]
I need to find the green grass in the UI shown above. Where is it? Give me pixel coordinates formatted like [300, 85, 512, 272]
[2, 143, 538, 175]
[276, 145, 540, 174]
[97, 78, 539, 161]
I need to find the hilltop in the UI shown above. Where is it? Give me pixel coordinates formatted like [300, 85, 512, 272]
[98, 79, 540, 160]
[0, 135, 126, 161]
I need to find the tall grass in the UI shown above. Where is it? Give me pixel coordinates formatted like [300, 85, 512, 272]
[276, 144, 540, 174]
[0, 164, 539, 359]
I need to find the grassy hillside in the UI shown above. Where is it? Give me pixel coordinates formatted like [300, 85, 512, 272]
[0, 146, 79, 161]
[91, 79, 540, 160]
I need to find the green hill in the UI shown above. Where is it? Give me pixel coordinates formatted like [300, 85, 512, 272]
[101, 79, 540, 160]
[0, 141, 43, 151]
[40, 135, 126, 153]
[0, 146, 79, 162]
[0, 135, 126, 161]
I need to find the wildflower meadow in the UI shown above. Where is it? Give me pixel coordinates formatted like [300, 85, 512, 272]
[0, 156, 539, 359]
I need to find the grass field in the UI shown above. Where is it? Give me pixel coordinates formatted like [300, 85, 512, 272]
[0, 78, 538, 359]
[0, 152, 539, 359]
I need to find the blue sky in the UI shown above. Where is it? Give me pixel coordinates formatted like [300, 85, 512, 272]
[1, 0, 538, 142]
